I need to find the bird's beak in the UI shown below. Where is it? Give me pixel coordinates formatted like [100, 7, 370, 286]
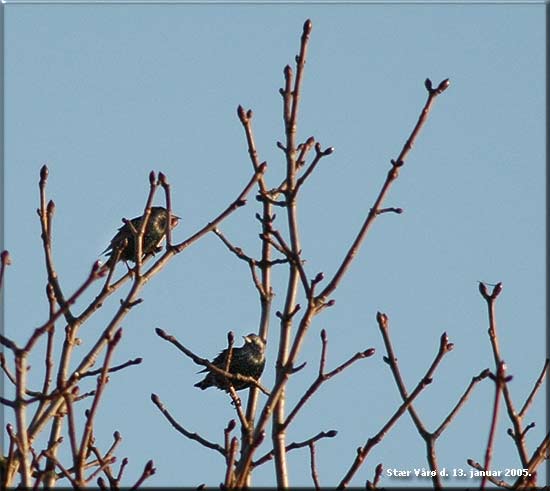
[170, 215, 180, 228]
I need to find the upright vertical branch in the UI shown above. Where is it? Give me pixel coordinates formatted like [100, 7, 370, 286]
[481, 361, 508, 491]
[272, 19, 313, 489]
[76, 329, 122, 486]
[479, 282, 529, 468]
[237, 106, 274, 475]
[14, 351, 31, 488]
[37, 164, 75, 324]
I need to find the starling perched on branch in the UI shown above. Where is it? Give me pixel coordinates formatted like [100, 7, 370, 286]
[102, 206, 180, 267]
[195, 334, 266, 391]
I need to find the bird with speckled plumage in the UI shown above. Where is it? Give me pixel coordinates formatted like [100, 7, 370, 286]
[102, 206, 179, 267]
[195, 334, 266, 391]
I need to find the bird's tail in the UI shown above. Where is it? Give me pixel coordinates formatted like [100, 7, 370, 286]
[194, 380, 209, 390]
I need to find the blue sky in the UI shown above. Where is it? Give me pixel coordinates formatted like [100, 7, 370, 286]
[3, 2, 546, 487]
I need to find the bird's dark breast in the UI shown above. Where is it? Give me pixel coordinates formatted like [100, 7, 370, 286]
[212, 351, 265, 391]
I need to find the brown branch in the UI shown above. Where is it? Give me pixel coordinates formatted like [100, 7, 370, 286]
[283, 329, 375, 430]
[237, 104, 277, 477]
[0, 352, 16, 386]
[518, 358, 548, 419]
[62, 388, 80, 481]
[224, 419, 237, 461]
[481, 362, 508, 491]
[88, 445, 117, 488]
[237, 105, 269, 194]
[269, 228, 310, 297]
[77, 329, 122, 483]
[81, 356, 142, 378]
[132, 171, 159, 274]
[115, 456, 129, 483]
[171, 164, 266, 256]
[37, 165, 76, 324]
[129, 460, 155, 490]
[158, 171, 175, 250]
[479, 281, 529, 467]
[366, 463, 384, 490]
[24, 262, 103, 354]
[317, 78, 450, 303]
[213, 228, 265, 297]
[43, 449, 79, 488]
[267, 20, 314, 489]
[224, 437, 238, 488]
[41, 283, 56, 399]
[151, 393, 225, 456]
[252, 430, 337, 467]
[14, 351, 31, 487]
[308, 441, 321, 490]
[295, 142, 334, 194]
[434, 368, 491, 438]
[85, 451, 116, 485]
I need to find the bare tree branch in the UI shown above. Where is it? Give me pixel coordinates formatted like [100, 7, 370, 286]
[151, 393, 225, 457]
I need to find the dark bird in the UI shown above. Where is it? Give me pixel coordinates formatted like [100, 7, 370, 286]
[102, 206, 180, 266]
[195, 334, 266, 391]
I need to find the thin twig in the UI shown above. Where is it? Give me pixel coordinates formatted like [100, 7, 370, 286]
[151, 393, 225, 456]
[77, 329, 122, 484]
[295, 142, 334, 194]
[366, 463, 384, 490]
[479, 282, 529, 467]
[80, 357, 142, 378]
[253, 430, 337, 467]
[158, 171, 175, 250]
[518, 358, 549, 419]
[308, 441, 321, 490]
[224, 437, 238, 488]
[434, 368, 491, 438]
[283, 329, 375, 430]
[317, 78, 450, 303]
[129, 460, 156, 491]
[377, 312, 454, 489]
[480, 362, 508, 491]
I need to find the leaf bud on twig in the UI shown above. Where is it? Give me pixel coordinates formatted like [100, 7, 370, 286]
[40, 164, 49, 182]
[491, 282, 503, 298]
[1, 250, 11, 265]
[237, 105, 246, 121]
[436, 78, 451, 93]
